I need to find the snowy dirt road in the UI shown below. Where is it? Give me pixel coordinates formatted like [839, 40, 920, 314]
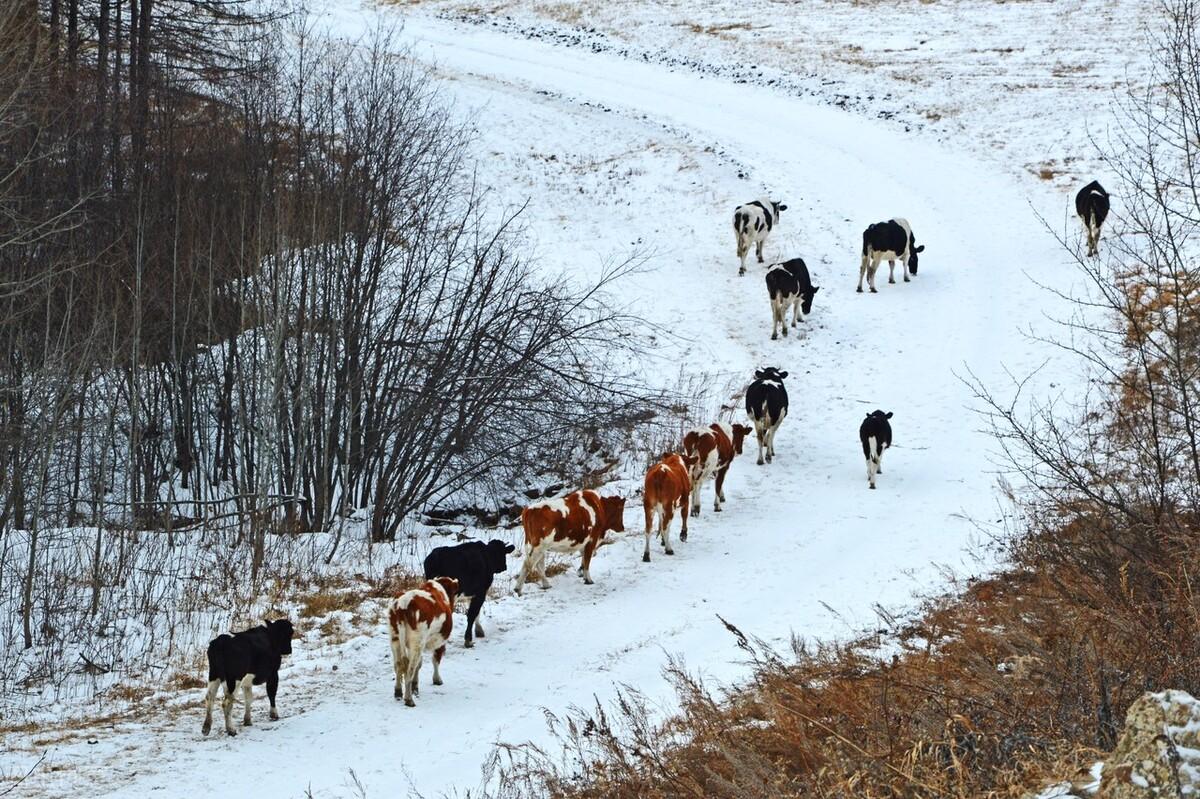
[4, 8, 1094, 798]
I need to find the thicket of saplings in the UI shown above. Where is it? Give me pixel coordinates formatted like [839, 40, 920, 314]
[478, 4, 1200, 798]
[0, 1, 658, 707]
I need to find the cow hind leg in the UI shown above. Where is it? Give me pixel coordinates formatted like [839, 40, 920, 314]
[771, 298, 782, 340]
[755, 424, 766, 466]
[737, 233, 749, 275]
[392, 635, 407, 700]
[221, 680, 237, 736]
[514, 541, 533, 596]
[869, 256, 880, 293]
[714, 465, 729, 511]
[580, 539, 597, 585]
[857, 254, 868, 293]
[432, 645, 446, 686]
[679, 490, 689, 542]
[660, 506, 675, 555]
[202, 679, 220, 735]
[643, 505, 655, 562]
[888, 259, 896, 284]
[537, 546, 552, 590]
[266, 674, 280, 721]
[791, 298, 801, 328]
[690, 473, 704, 517]
[240, 674, 254, 726]
[756, 239, 765, 263]
[464, 593, 485, 647]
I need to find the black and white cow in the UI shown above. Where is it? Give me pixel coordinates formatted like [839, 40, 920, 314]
[745, 367, 789, 465]
[858, 218, 924, 293]
[423, 539, 515, 648]
[1075, 180, 1109, 257]
[858, 410, 893, 490]
[765, 258, 820, 340]
[734, 198, 787, 275]
[202, 618, 294, 737]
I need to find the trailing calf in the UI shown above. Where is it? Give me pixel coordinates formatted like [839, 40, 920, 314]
[859, 410, 894, 490]
[201, 618, 294, 737]
[424, 539, 515, 648]
[388, 577, 459, 707]
[1075, 180, 1109, 257]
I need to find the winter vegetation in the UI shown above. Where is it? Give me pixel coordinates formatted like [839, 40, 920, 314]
[5, 0, 1200, 797]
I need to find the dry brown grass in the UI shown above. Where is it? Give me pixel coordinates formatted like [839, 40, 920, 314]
[490, 507, 1200, 798]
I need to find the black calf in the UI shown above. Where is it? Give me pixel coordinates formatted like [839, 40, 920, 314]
[765, 258, 820, 340]
[1075, 180, 1109, 257]
[745, 367, 789, 465]
[423, 539, 515, 648]
[202, 618, 293, 737]
[859, 410, 893, 490]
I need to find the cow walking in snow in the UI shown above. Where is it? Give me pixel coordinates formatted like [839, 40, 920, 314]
[423, 539, 515, 648]
[765, 258, 820, 340]
[1075, 180, 1109, 257]
[733, 198, 787, 275]
[745, 367, 789, 466]
[682, 422, 753, 516]
[201, 618, 294, 736]
[515, 490, 626, 593]
[388, 577, 459, 707]
[859, 410, 893, 490]
[642, 452, 698, 562]
[858, 218, 924, 293]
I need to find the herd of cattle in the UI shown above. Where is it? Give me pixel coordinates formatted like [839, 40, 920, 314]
[199, 179, 1114, 729]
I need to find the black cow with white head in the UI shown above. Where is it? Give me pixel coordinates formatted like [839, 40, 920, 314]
[858, 410, 893, 489]
[733, 198, 787, 275]
[1075, 180, 1109, 257]
[423, 539, 515, 648]
[765, 258, 820, 340]
[858, 218, 924, 293]
[745, 367, 789, 465]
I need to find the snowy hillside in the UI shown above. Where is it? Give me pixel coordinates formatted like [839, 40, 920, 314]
[1, 2, 1149, 797]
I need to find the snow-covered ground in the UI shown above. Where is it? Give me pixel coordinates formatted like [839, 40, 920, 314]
[2, 2, 1147, 796]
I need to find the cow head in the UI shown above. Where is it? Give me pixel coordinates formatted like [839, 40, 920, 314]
[907, 243, 925, 275]
[866, 410, 894, 421]
[754, 367, 788, 382]
[486, 539, 516, 574]
[266, 618, 294, 656]
[773, 200, 788, 216]
[601, 495, 627, 533]
[731, 424, 753, 454]
[433, 576, 460, 603]
[801, 285, 821, 315]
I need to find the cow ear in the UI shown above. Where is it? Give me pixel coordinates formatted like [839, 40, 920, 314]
[885, 412, 894, 418]
[915, 245, 925, 253]
[778, 371, 788, 379]
[754, 369, 765, 379]
[505, 543, 516, 553]
[812, 286, 821, 293]
[778, 204, 788, 211]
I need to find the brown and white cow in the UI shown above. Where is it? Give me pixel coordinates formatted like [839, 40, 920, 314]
[682, 423, 753, 517]
[642, 452, 698, 562]
[515, 490, 627, 594]
[388, 576, 459, 707]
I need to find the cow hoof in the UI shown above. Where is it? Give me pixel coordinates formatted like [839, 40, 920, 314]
[464, 639, 474, 648]
[757, 459, 764, 466]
[714, 506, 722, 513]
[243, 719, 252, 727]
[888, 278, 895, 284]
[856, 286, 863, 293]
[771, 333, 777, 340]
[270, 709, 279, 720]
[394, 687, 403, 699]
[782, 328, 788, 337]
[679, 531, 688, 542]
[433, 676, 443, 686]
[665, 548, 675, 556]
[738, 267, 746, 276]
[201, 723, 211, 736]
[405, 698, 416, 708]
[869, 288, 877, 294]
[642, 552, 650, 562]
[690, 508, 699, 518]
[903, 278, 910, 283]
[226, 728, 237, 737]
[869, 484, 876, 490]
[584, 578, 594, 585]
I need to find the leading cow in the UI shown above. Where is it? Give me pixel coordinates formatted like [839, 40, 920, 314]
[858, 218, 924, 293]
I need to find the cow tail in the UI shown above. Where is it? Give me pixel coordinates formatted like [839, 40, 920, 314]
[206, 635, 231, 682]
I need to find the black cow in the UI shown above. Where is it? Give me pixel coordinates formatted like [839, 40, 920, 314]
[1075, 180, 1109, 257]
[734, 198, 787, 275]
[745, 367, 789, 465]
[858, 218, 924, 293]
[766, 258, 820, 340]
[859, 410, 893, 490]
[423, 539, 515, 648]
[202, 618, 294, 737]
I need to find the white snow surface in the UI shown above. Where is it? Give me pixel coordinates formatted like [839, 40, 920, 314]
[2, 2, 1137, 797]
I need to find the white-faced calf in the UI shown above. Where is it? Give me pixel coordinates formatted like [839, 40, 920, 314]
[859, 410, 893, 489]
[202, 618, 294, 737]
